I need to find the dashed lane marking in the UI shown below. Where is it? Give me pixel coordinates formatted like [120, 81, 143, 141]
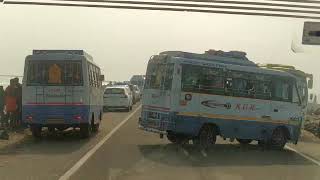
[59, 105, 142, 180]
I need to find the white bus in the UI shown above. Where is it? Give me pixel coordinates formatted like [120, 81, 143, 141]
[139, 50, 313, 149]
[22, 50, 104, 138]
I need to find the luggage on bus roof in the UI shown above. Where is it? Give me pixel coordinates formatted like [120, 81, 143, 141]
[160, 49, 257, 67]
[31, 49, 93, 61]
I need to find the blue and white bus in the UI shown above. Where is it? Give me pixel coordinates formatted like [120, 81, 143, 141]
[139, 50, 313, 149]
[22, 50, 104, 138]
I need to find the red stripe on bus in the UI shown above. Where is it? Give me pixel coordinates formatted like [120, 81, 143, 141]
[143, 105, 170, 111]
[26, 102, 84, 105]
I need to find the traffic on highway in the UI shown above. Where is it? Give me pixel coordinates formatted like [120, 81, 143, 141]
[1, 1, 320, 180]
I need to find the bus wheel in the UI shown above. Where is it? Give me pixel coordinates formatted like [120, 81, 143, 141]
[270, 128, 287, 150]
[236, 138, 253, 145]
[80, 124, 91, 138]
[92, 123, 100, 133]
[48, 127, 55, 134]
[167, 133, 188, 144]
[197, 125, 217, 149]
[126, 106, 130, 112]
[31, 126, 42, 138]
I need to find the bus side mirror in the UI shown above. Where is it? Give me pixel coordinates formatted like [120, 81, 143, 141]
[100, 75, 105, 81]
[308, 79, 313, 89]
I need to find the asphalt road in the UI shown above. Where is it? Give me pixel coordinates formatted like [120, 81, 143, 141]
[0, 103, 141, 180]
[1, 103, 320, 180]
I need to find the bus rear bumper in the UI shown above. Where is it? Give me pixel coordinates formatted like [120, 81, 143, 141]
[138, 125, 167, 135]
[26, 123, 85, 129]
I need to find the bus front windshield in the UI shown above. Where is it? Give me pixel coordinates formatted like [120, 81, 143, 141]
[27, 61, 83, 86]
[144, 63, 173, 90]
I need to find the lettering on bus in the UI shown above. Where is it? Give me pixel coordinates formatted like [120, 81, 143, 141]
[235, 104, 257, 111]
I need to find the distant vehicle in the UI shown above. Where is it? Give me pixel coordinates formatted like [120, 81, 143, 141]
[133, 85, 141, 101]
[22, 50, 104, 138]
[125, 83, 137, 104]
[103, 86, 133, 112]
[307, 91, 320, 114]
[130, 75, 145, 90]
[139, 50, 313, 149]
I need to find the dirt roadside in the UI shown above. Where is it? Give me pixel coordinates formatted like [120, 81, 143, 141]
[0, 129, 31, 152]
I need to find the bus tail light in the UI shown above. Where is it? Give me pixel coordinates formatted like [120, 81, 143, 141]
[73, 115, 82, 121]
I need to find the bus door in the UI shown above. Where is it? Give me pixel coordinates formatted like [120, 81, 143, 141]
[176, 64, 201, 133]
[269, 79, 303, 135]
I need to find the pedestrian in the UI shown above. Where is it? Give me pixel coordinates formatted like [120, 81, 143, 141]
[13, 78, 22, 127]
[0, 86, 5, 128]
[5, 79, 18, 129]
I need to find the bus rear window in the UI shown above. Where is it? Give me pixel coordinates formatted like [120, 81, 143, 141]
[105, 88, 125, 94]
[27, 61, 83, 86]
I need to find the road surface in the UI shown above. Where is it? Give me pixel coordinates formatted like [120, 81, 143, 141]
[0, 102, 320, 180]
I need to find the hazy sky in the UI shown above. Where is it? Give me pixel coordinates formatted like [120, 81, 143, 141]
[0, 4, 319, 91]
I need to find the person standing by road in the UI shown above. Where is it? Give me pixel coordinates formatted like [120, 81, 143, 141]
[5, 79, 18, 129]
[14, 78, 22, 127]
[0, 86, 5, 128]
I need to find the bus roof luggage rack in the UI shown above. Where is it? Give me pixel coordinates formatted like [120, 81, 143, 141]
[259, 64, 313, 78]
[160, 49, 257, 67]
[32, 50, 93, 61]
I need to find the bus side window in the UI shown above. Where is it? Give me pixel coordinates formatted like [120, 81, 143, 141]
[91, 65, 95, 87]
[271, 79, 291, 102]
[199, 67, 225, 95]
[98, 68, 102, 87]
[73, 63, 81, 85]
[88, 64, 93, 87]
[181, 64, 201, 93]
[95, 66, 100, 88]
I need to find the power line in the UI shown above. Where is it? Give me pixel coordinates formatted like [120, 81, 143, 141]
[50, 0, 320, 15]
[157, 0, 320, 9]
[269, 0, 320, 4]
[4, 1, 320, 20]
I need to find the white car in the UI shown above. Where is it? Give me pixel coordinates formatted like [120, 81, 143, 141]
[103, 86, 133, 112]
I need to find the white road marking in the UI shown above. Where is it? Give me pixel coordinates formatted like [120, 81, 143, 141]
[181, 148, 190, 157]
[200, 150, 208, 157]
[58, 105, 142, 180]
[285, 145, 320, 166]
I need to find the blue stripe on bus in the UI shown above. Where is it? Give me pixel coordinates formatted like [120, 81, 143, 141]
[174, 114, 299, 142]
[22, 105, 102, 125]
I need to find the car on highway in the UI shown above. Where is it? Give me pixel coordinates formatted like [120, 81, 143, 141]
[103, 85, 133, 112]
[133, 85, 141, 101]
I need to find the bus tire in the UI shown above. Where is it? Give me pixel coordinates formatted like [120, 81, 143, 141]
[31, 126, 42, 138]
[92, 123, 100, 133]
[197, 125, 217, 149]
[126, 106, 130, 112]
[270, 128, 287, 150]
[167, 133, 188, 144]
[236, 138, 253, 145]
[80, 124, 91, 138]
[48, 127, 55, 134]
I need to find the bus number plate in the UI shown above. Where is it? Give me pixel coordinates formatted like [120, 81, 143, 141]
[47, 119, 65, 124]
